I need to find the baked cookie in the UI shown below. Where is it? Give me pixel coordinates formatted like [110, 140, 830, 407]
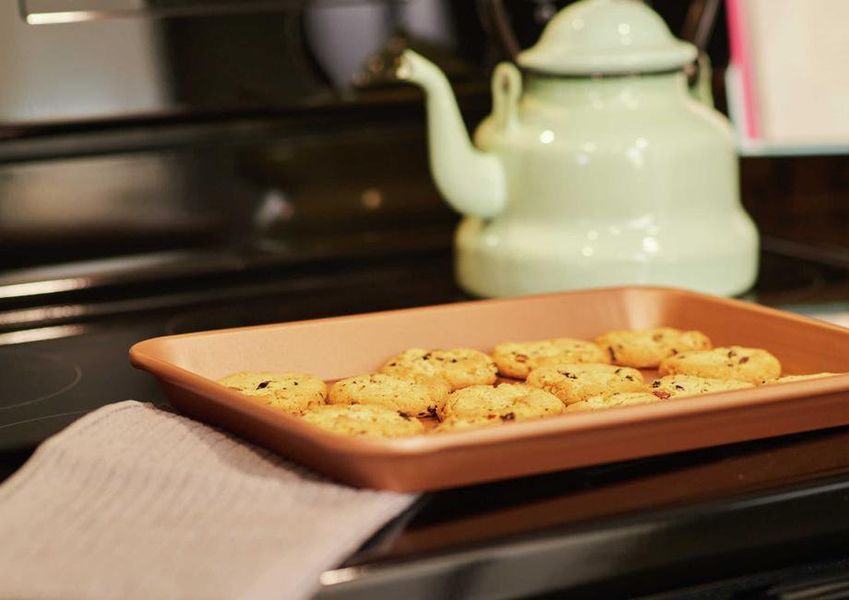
[658, 346, 781, 384]
[525, 363, 646, 405]
[218, 371, 326, 415]
[439, 383, 564, 421]
[380, 348, 497, 390]
[492, 338, 609, 379]
[328, 373, 448, 418]
[771, 373, 840, 384]
[300, 404, 424, 438]
[596, 327, 712, 368]
[432, 415, 506, 433]
[650, 374, 754, 399]
[564, 392, 662, 412]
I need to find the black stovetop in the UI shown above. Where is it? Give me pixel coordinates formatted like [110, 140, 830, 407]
[3, 237, 849, 599]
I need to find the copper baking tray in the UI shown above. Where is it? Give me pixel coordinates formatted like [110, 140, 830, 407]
[129, 287, 849, 492]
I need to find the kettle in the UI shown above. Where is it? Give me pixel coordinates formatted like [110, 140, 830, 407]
[397, 0, 758, 298]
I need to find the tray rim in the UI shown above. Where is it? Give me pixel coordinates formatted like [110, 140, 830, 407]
[131, 285, 849, 345]
[129, 285, 849, 457]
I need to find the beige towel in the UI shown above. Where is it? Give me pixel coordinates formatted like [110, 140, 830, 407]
[0, 401, 416, 599]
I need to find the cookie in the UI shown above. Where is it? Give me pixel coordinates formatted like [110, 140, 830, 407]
[564, 392, 662, 412]
[525, 363, 646, 405]
[380, 348, 497, 390]
[439, 383, 564, 421]
[218, 371, 326, 415]
[658, 346, 781, 384]
[328, 373, 448, 418]
[596, 327, 712, 368]
[650, 374, 754, 399]
[772, 373, 840, 384]
[432, 416, 506, 433]
[300, 404, 424, 438]
[492, 338, 609, 379]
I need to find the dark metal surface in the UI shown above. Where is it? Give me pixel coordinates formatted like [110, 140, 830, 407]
[4, 2, 849, 596]
[681, 0, 722, 54]
[318, 428, 849, 599]
[0, 118, 462, 270]
[0, 245, 461, 454]
[2, 241, 849, 599]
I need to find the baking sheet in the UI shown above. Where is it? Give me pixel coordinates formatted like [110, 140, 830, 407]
[130, 286, 849, 491]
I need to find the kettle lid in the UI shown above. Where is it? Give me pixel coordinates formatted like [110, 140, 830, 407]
[517, 0, 697, 75]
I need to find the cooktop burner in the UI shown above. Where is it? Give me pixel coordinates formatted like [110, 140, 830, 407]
[0, 350, 81, 411]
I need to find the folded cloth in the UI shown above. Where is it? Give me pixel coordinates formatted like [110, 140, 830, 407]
[0, 401, 417, 600]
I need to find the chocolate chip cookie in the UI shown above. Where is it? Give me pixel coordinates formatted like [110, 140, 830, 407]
[525, 363, 646, 405]
[439, 383, 564, 422]
[564, 392, 662, 412]
[596, 327, 712, 368]
[658, 346, 781, 384]
[218, 371, 326, 415]
[301, 404, 425, 438]
[381, 348, 497, 390]
[328, 373, 448, 418]
[650, 374, 754, 399]
[492, 338, 609, 379]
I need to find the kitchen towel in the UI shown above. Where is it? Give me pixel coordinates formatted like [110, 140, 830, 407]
[0, 401, 417, 600]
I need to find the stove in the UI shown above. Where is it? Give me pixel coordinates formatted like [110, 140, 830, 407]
[2, 234, 849, 599]
[4, 2, 849, 596]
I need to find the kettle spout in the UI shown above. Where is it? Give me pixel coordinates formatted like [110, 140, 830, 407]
[397, 51, 506, 219]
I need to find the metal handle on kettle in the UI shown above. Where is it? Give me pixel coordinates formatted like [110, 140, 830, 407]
[681, 0, 722, 106]
[477, 0, 722, 103]
[476, 0, 522, 61]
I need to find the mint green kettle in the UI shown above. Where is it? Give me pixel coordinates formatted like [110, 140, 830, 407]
[398, 0, 758, 298]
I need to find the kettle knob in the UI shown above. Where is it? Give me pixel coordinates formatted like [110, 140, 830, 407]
[492, 62, 521, 131]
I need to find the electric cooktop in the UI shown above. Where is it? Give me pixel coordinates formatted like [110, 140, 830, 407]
[2, 237, 849, 599]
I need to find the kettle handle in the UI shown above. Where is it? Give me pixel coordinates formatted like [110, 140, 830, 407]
[476, 0, 521, 61]
[681, 0, 722, 107]
[478, 0, 720, 99]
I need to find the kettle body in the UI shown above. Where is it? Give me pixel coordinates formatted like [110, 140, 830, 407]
[458, 70, 757, 297]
